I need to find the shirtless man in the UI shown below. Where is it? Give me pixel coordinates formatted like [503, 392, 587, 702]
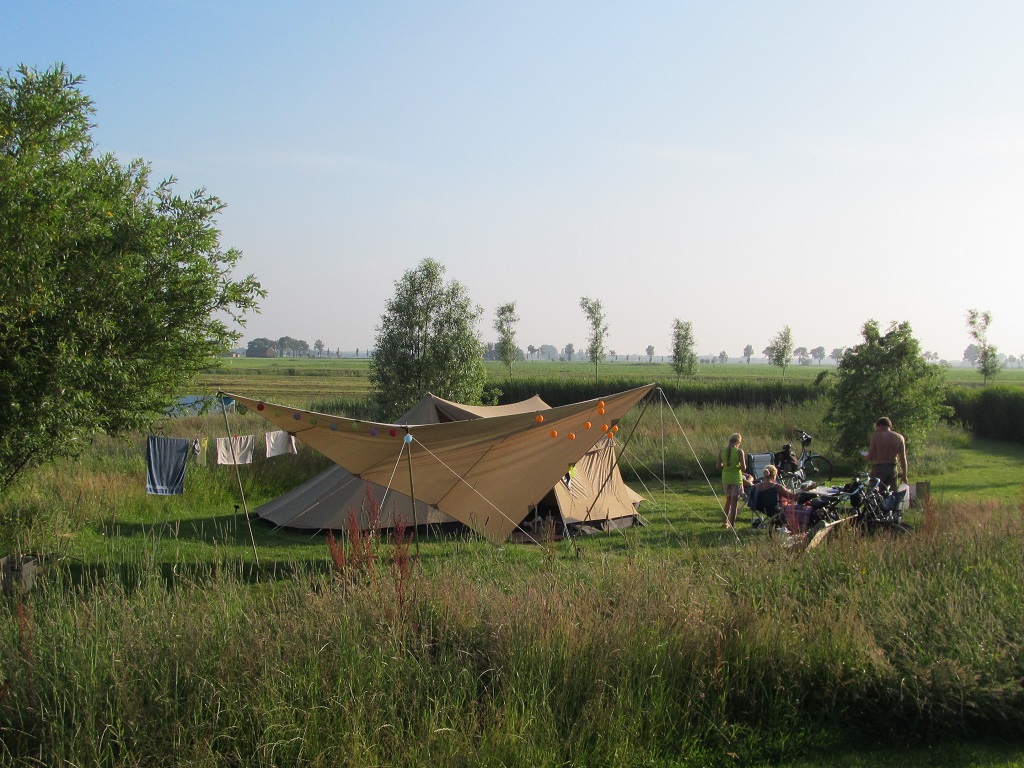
[865, 417, 907, 491]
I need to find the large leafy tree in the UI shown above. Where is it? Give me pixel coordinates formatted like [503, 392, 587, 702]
[493, 301, 520, 381]
[370, 258, 486, 420]
[579, 296, 608, 382]
[0, 65, 263, 494]
[670, 319, 697, 379]
[826, 320, 950, 459]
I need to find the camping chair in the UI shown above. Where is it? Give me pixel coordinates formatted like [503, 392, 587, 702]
[738, 452, 775, 522]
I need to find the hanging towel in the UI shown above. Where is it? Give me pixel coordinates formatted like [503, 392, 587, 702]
[146, 435, 190, 495]
[265, 431, 297, 458]
[217, 435, 255, 465]
[191, 436, 209, 464]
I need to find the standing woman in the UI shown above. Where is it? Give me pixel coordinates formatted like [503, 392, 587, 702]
[717, 432, 746, 529]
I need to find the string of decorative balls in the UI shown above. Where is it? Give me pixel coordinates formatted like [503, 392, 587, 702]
[254, 399, 620, 441]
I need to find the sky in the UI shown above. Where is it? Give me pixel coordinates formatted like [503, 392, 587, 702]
[6, 1, 1024, 362]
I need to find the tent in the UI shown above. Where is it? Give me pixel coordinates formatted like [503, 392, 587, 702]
[226, 384, 655, 543]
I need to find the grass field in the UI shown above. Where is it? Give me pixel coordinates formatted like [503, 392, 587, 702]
[2, 365, 1023, 766]
[198, 357, 1024, 409]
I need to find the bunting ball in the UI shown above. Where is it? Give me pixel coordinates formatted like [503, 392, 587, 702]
[404, 434, 413, 444]
[597, 406, 606, 415]
[370, 428, 378, 436]
[602, 424, 609, 432]
[257, 403, 265, 411]
[584, 421, 591, 429]
[568, 432, 576, 440]
[535, 414, 544, 423]
[389, 428, 398, 437]
[550, 430, 558, 438]
[612, 425, 619, 433]
[598, 400, 606, 408]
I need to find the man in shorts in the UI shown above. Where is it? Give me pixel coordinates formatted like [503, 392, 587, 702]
[865, 417, 908, 491]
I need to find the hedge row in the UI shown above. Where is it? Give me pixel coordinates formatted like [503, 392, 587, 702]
[495, 377, 821, 409]
[945, 386, 1024, 443]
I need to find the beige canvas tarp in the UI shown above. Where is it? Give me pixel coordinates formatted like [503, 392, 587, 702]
[227, 383, 655, 543]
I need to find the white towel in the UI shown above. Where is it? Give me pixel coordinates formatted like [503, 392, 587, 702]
[265, 430, 297, 458]
[217, 435, 254, 465]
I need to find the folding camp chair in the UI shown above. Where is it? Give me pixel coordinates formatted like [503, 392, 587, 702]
[738, 452, 775, 522]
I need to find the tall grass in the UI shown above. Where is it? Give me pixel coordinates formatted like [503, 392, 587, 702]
[1, 497, 1021, 766]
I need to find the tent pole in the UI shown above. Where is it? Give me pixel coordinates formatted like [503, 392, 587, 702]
[220, 392, 260, 566]
[582, 390, 655, 524]
[405, 430, 420, 558]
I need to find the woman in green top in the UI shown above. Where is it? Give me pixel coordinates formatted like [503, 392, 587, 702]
[717, 432, 746, 528]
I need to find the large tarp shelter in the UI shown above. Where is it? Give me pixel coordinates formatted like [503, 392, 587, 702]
[226, 384, 655, 543]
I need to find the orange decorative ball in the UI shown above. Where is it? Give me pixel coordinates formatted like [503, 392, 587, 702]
[583, 421, 591, 429]
[535, 414, 544, 423]
[550, 430, 558, 438]
[568, 433, 576, 440]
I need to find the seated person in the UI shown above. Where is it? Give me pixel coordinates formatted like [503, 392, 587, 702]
[748, 464, 796, 515]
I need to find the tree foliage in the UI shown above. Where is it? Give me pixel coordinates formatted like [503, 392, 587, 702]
[670, 320, 698, 379]
[966, 309, 1000, 384]
[826, 320, 950, 459]
[370, 259, 486, 420]
[493, 302, 520, 380]
[0, 64, 263, 494]
[579, 297, 607, 382]
[742, 344, 754, 364]
[763, 326, 793, 378]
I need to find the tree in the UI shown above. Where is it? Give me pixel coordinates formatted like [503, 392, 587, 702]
[966, 309, 1000, 384]
[370, 258, 486, 420]
[962, 344, 979, 367]
[493, 302, 520, 380]
[527, 344, 537, 360]
[830, 347, 845, 364]
[670, 320, 698, 380]
[811, 346, 826, 365]
[826, 320, 950, 460]
[718, 351, 728, 364]
[246, 338, 276, 358]
[646, 345, 655, 363]
[793, 346, 809, 365]
[579, 296, 608, 382]
[764, 326, 794, 378]
[743, 344, 754, 364]
[276, 336, 308, 358]
[563, 343, 575, 362]
[313, 339, 325, 357]
[0, 65, 263, 495]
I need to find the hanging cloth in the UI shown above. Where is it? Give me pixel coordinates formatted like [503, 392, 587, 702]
[217, 435, 255, 465]
[265, 431, 297, 458]
[146, 435, 190, 495]
[191, 436, 209, 464]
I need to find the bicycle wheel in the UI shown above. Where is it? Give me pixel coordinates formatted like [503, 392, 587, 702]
[803, 455, 834, 483]
[779, 471, 803, 492]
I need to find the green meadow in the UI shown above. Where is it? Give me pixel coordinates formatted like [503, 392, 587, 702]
[1, 361, 1023, 766]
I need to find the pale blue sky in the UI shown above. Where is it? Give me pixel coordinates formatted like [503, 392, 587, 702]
[7, 1, 1023, 361]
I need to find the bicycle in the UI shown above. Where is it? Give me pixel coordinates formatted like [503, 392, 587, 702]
[776, 430, 834, 492]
